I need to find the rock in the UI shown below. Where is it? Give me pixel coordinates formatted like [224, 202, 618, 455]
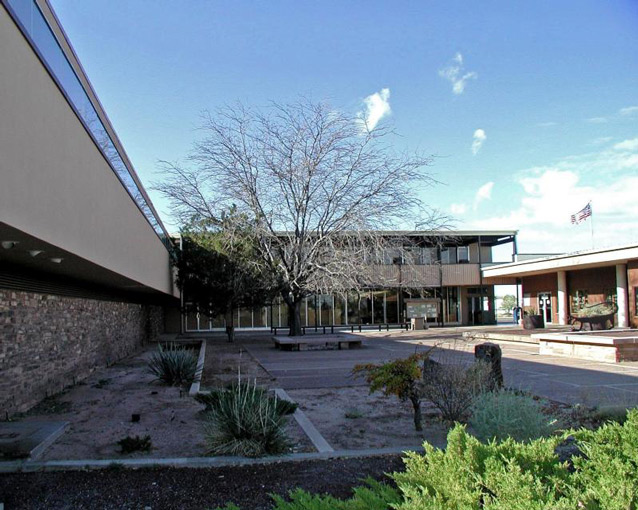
[474, 343, 503, 390]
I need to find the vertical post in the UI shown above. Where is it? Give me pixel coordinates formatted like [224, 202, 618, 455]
[617, 264, 629, 328]
[557, 271, 568, 325]
[477, 236, 484, 323]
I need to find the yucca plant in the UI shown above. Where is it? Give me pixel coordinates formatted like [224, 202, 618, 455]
[204, 379, 290, 457]
[196, 386, 297, 416]
[147, 343, 200, 386]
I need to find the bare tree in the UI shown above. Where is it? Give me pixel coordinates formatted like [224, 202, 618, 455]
[156, 99, 440, 336]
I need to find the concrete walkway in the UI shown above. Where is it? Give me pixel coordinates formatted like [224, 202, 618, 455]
[244, 330, 638, 408]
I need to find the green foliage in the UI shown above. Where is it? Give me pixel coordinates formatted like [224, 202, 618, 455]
[208, 412, 638, 509]
[392, 425, 571, 509]
[178, 213, 278, 334]
[344, 408, 365, 419]
[147, 343, 200, 386]
[420, 359, 492, 422]
[353, 352, 430, 430]
[269, 479, 400, 510]
[196, 386, 298, 416]
[117, 435, 152, 454]
[204, 379, 290, 457]
[470, 390, 557, 443]
[500, 295, 517, 312]
[569, 410, 638, 508]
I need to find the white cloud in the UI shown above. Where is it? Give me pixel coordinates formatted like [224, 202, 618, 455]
[471, 129, 486, 155]
[357, 88, 391, 131]
[537, 121, 557, 127]
[619, 106, 638, 116]
[463, 143, 638, 252]
[614, 138, 638, 151]
[450, 203, 467, 215]
[438, 53, 477, 95]
[474, 182, 494, 210]
[586, 117, 608, 123]
[590, 136, 612, 145]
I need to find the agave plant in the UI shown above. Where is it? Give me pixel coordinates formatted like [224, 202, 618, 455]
[204, 379, 290, 457]
[147, 343, 200, 386]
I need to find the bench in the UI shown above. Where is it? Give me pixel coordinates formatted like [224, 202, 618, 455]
[270, 323, 410, 336]
[272, 334, 363, 351]
[569, 302, 618, 331]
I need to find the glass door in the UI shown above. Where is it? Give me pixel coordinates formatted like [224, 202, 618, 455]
[539, 293, 553, 324]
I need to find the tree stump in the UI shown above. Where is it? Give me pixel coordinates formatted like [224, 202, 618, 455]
[474, 343, 503, 390]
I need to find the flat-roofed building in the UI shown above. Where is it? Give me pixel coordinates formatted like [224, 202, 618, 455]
[184, 230, 518, 331]
[482, 244, 638, 329]
[0, 0, 179, 414]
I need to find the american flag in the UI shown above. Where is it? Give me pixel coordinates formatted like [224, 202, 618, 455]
[571, 203, 592, 224]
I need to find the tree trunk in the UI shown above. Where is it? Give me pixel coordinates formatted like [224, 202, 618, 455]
[410, 394, 422, 431]
[225, 304, 235, 343]
[288, 299, 303, 337]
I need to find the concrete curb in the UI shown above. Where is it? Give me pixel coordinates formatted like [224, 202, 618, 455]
[0, 446, 423, 473]
[188, 340, 207, 396]
[0, 445, 422, 473]
[274, 388, 334, 453]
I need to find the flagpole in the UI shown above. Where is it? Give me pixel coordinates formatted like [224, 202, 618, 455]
[589, 200, 594, 250]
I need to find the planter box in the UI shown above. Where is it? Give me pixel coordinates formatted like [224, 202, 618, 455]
[523, 314, 544, 330]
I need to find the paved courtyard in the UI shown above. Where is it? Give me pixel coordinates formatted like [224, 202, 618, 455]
[242, 330, 638, 408]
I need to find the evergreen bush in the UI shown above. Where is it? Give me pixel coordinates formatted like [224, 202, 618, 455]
[214, 410, 638, 509]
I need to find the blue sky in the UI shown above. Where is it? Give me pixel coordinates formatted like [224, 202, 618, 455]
[51, 0, 638, 257]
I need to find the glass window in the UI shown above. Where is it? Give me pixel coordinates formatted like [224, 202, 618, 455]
[334, 294, 346, 325]
[307, 295, 318, 327]
[320, 295, 332, 325]
[360, 292, 372, 324]
[239, 307, 252, 328]
[253, 307, 268, 327]
[386, 290, 399, 323]
[458, 246, 470, 263]
[446, 287, 459, 323]
[441, 247, 457, 264]
[372, 291, 385, 323]
[347, 292, 360, 324]
[279, 300, 289, 328]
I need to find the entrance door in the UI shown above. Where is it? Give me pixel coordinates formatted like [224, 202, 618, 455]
[538, 293, 553, 325]
[467, 296, 482, 325]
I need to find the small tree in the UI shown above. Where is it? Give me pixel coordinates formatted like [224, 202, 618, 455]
[500, 294, 517, 314]
[353, 351, 433, 431]
[177, 213, 277, 342]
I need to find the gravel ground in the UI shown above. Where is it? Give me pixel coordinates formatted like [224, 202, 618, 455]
[0, 455, 405, 510]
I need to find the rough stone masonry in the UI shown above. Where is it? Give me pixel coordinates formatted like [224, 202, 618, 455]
[0, 289, 163, 417]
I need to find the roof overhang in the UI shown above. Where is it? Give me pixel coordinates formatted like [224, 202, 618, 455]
[483, 244, 638, 280]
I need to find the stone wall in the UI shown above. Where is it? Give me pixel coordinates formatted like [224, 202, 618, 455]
[0, 289, 164, 417]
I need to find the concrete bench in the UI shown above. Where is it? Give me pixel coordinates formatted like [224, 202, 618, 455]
[270, 323, 409, 336]
[272, 334, 363, 351]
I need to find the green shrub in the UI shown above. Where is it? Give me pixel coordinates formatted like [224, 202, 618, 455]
[196, 387, 298, 416]
[209, 411, 638, 509]
[569, 411, 638, 508]
[204, 379, 290, 457]
[469, 390, 557, 443]
[269, 479, 400, 510]
[147, 343, 200, 386]
[117, 435, 152, 454]
[353, 352, 431, 431]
